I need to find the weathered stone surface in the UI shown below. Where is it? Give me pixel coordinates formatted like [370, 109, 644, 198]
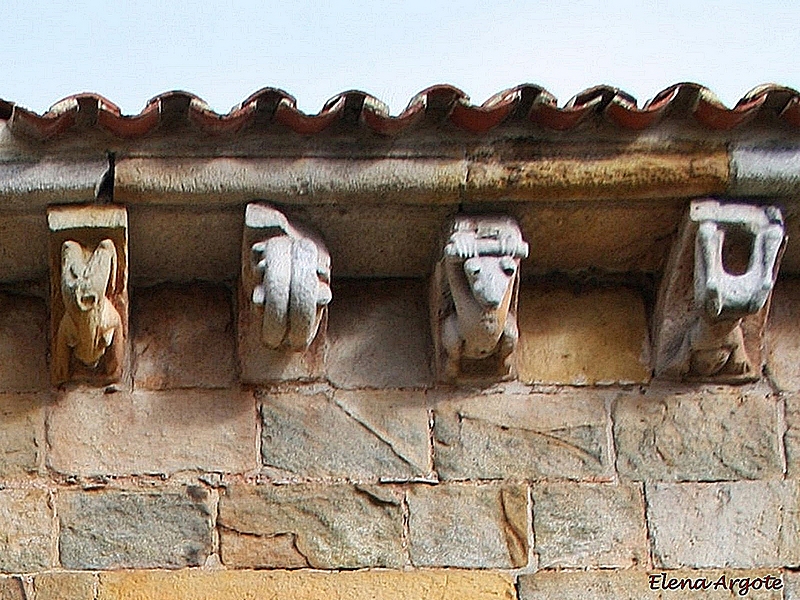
[0, 578, 24, 600]
[327, 280, 433, 388]
[787, 570, 799, 600]
[133, 283, 236, 389]
[407, 484, 528, 568]
[116, 157, 466, 207]
[0, 213, 48, 283]
[260, 392, 426, 480]
[289, 203, 455, 278]
[35, 572, 96, 600]
[787, 394, 800, 478]
[0, 489, 52, 572]
[516, 285, 650, 385]
[766, 279, 800, 391]
[47, 388, 256, 476]
[519, 571, 658, 600]
[58, 488, 213, 570]
[532, 483, 647, 568]
[614, 389, 782, 481]
[335, 390, 432, 477]
[0, 294, 48, 391]
[218, 484, 405, 569]
[128, 205, 242, 285]
[432, 391, 611, 481]
[647, 481, 800, 568]
[0, 394, 44, 476]
[466, 149, 729, 202]
[517, 201, 684, 274]
[520, 570, 783, 600]
[98, 569, 515, 600]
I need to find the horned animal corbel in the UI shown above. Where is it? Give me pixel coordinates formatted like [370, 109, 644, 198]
[653, 200, 785, 383]
[48, 205, 128, 387]
[53, 239, 124, 385]
[431, 215, 529, 381]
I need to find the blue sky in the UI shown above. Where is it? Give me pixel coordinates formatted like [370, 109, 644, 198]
[2, 0, 798, 115]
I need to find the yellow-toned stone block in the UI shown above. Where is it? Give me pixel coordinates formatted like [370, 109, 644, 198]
[516, 286, 650, 385]
[466, 149, 729, 202]
[98, 569, 515, 600]
[35, 572, 96, 600]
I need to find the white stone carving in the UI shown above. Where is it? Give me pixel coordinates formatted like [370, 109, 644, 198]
[246, 203, 332, 352]
[48, 205, 128, 386]
[653, 200, 784, 382]
[431, 215, 529, 380]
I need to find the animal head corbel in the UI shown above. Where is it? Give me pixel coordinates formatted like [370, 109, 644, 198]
[61, 239, 117, 313]
[653, 200, 785, 383]
[432, 215, 529, 380]
[48, 204, 129, 387]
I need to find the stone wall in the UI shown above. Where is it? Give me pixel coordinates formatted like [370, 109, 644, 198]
[0, 273, 798, 599]
[0, 87, 799, 598]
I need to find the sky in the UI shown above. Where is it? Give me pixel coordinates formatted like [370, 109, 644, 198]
[1, 0, 798, 116]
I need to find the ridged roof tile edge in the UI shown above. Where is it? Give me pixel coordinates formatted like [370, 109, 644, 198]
[3, 83, 800, 140]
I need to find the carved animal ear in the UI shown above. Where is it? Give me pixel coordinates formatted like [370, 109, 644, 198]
[61, 240, 84, 273]
[88, 239, 118, 296]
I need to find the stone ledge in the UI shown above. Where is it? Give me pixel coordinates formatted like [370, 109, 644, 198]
[96, 569, 516, 600]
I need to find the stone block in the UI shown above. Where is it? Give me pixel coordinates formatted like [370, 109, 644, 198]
[58, 487, 213, 570]
[0, 294, 48, 392]
[647, 481, 800, 568]
[432, 391, 611, 481]
[518, 571, 658, 600]
[787, 571, 799, 600]
[767, 279, 800, 391]
[335, 389, 432, 477]
[407, 484, 527, 568]
[218, 484, 405, 569]
[0, 489, 52, 572]
[520, 570, 784, 600]
[614, 388, 782, 481]
[0, 394, 44, 476]
[516, 201, 684, 274]
[327, 280, 433, 388]
[0, 212, 48, 283]
[132, 283, 236, 389]
[0, 578, 24, 600]
[260, 391, 427, 480]
[532, 483, 647, 568]
[47, 388, 257, 476]
[465, 149, 729, 202]
[35, 572, 96, 600]
[128, 205, 242, 285]
[516, 285, 650, 385]
[97, 569, 515, 600]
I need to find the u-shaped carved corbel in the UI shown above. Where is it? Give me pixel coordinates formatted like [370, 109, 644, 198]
[653, 200, 785, 383]
[245, 204, 331, 353]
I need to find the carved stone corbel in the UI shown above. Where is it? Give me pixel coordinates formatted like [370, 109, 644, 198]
[430, 215, 529, 381]
[239, 203, 331, 383]
[48, 205, 128, 386]
[653, 200, 785, 383]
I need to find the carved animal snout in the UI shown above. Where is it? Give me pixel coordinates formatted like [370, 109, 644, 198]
[463, 256, 517, 309]
[61, 239, 117, 312]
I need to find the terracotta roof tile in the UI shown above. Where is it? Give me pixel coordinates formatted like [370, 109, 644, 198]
[3, 83, 800, 140]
